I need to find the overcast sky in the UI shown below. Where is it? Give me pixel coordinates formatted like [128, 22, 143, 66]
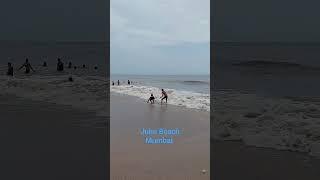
[214, 0, 320, 42]
[111, 0, 210, 75]
[0, 0, 107, 41]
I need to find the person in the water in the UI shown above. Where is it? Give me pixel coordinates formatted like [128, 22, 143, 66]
[128, 80, 130, 85]
[117, 80, 120, 85]
[112, 81, 115, 86]
[7, 62, 13, 76]
[82, 64, 86, 68]
[147, 93, 155, 104]
[57, 58, 64, 71]
[19, 58, 35, 74]
[43, 61, 47, 67]
[160, 89, 168, 104]
[68, 62, 72, 69]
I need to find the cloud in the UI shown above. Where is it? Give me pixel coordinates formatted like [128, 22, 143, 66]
[111, 0, 210, 47]
[111, 0, 210, 74]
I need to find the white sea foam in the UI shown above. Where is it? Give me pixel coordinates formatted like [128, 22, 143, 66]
[212, 91, 320, 157]
[111, 85, 210, 111]
[0, 75, 108, 116]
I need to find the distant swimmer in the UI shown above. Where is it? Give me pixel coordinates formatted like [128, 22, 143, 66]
[82, 64, 86, 68]
[43, 61, 47, 67]
[94, 66, 98, 70]
[68, 75, 73, 82]
[68, 62, 72, 69]
[7, 62, 13, 76]
[147, 93, 155, 104]
[128, 80, 130, 85]
[19, 58, 35, 74]
[160, 89, 168, 104]
[112, 81, 115, 86]
[57, 58, 64, 71]
[117, 80, 120, 86]
[74, 66, 77, 70]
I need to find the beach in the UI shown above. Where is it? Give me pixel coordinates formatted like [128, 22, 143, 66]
[110, 93, 210, 180]
[0, 95, 108, 179]
[212, 140, 320, 180]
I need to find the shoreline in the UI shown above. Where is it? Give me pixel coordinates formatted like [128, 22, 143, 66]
[0, 95, 108, 179]
[111, 93, 210, 180]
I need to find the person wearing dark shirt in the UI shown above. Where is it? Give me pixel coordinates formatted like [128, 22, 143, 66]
[19, 59, 35, 74]
[7, 62, 13, 76]
[57, 58, 64, 71]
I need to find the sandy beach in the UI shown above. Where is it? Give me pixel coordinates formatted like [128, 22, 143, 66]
[110, 93, 210, 180]
[0, 95, 108, 180]
[212, 140, 320, 180]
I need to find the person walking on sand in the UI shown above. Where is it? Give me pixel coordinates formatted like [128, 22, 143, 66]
[160, 89, 168, 104]
[57, 58, 64, 71]
[19, 58, 35, 74]
[7, 62, 13, 76]
[117, 80, 120, 86]
[147, 93, 155, 104]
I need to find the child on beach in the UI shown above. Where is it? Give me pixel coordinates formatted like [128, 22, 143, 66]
[147, 93, 155, 104]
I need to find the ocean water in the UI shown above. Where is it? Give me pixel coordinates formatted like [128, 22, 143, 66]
[0, 42, 108, 116]
[111, 74, 210, 111]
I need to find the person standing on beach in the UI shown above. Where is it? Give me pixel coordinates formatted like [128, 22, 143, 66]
[19, 58, 35, 74]
[7, 62, 13, 76]
[43, 61, 47, 67]
[117, 80, 120, 86]
[128, 80, 130, 85]
[112, 81, 115, 86]
[68, 62, 72, 69]
[160, 89, 168, 104]
[57, 58, 64, 71]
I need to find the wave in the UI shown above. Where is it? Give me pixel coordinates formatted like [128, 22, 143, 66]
[111, 85, 210, 111]
[181, 80, 209, 85]
[0, 74, 108, 116]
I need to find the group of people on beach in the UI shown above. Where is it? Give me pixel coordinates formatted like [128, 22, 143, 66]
[147, 89, 168, 104]
[111, 79, 168, 103]
[6, 58, 98, 80]
[112, 80, 131, 86]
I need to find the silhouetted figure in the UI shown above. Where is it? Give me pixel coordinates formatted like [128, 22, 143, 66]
[7, 62, 13, 76]
[112, 81, 115, 86]
[160, 89, 168, 104]
[57, 58, 64, 71]
[82, 64, 86, 68]
[128, 80, 130, 85]
[19, 58, 35, 74]
[43, 61, 47, 67]
[117, 80, 120, 86]
[74, 66, 77, 70]
[68, 62, 72, 69]
[68, 76, 73, 82]
[147, 93, 155, 104]
[94, 66, 98, 70]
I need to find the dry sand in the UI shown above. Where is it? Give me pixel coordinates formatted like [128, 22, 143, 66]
[0, 95, 108, 180]
[110, 93, 210, 180]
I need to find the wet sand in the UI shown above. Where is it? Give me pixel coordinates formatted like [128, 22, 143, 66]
[212, 140, 320, 180]
[0, 95, 108, 180]
[110, 93, 210, 180]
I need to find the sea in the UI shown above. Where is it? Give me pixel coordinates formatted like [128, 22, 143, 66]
[110, 74, 210, 111]
[0, 42, 108, 116]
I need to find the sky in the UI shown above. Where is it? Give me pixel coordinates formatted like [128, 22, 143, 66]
[0, 0, 107, 41]
[213, 0, 320, 42]
[111, 0, 210, 75]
